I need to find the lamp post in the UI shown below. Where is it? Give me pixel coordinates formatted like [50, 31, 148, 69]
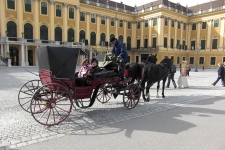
[21, 32, 24, 38]
[5, 31, 8, 36]
[192, 44, 201, 72]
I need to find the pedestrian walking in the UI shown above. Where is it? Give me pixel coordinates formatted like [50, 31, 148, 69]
[221, 62, 225, 85]
[166, 64, 177, 88]
[212, 63, 225, 87]
[187, 64, 190, 76]
[203, 66, 204, 71]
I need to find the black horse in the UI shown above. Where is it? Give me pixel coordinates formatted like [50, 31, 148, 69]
[125, 54, 157, 83]
[140, 57, 172, 102]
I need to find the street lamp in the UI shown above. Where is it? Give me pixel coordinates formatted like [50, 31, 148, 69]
[21, 32, 24, 38]
[192, 44, 201, 72]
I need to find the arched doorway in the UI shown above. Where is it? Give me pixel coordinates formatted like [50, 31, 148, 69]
[40, 25, 48, 43]
[90, 32, 96, 46]
[79, 30, 85, 42]
[9, 47, 19, 66]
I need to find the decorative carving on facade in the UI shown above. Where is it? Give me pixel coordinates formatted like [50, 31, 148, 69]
[39, 20, 50, 27]
[50, 0, 55, 5]
[68, 24, 75, 30]
[76, 5, 80, 10]
[55, 22, 63, 28]
[33, 0, 39, 2]
[63, 3, 68, 8]
[168, 17, 172, 20]
[220, 17, 225, 20]
[124, 20, 127, 22]
[24, 18, 34, 25]
[181, 21, 183, 24]
[97, 14, 101, 17]
[115, 18, 119, 20]
[197, 21, 202, 24]
[141, 19, 145, 22]
[86, 12, 90, 15]
[106, 16, 110, 19]
[131, 21, 137, 24]
[6, 15, 18, 24]
[175, 19, 177, 22]
[207, 19, 213, 22]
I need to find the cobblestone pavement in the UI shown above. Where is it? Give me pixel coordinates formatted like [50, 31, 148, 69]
[0, 66, 224, 149]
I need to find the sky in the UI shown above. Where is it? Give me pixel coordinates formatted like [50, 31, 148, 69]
[113, 0, 214, 7]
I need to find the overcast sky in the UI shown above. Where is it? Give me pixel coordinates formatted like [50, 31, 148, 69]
[113, 0, 214, 7]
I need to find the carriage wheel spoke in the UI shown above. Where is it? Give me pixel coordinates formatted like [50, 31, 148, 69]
[55, 97, 69, 103]
[55, 106, 70, 112]
[54, 107, 63, 120]
[25, 85, 34, 94]
[52, 108, 55, 124]
[46, 108, 51, 124]
[37, 108, 49, 120]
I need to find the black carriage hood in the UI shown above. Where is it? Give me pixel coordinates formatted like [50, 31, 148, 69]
[35, 46, 86, 79]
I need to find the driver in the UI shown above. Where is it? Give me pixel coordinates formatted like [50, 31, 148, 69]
[110, 36, 128, 81]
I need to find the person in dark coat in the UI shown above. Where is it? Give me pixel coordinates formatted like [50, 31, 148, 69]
[87, 58, 101, 75]
[166, 64, 177, 88]
[110, 37, 128, 80]
[212, 63, 225, 87]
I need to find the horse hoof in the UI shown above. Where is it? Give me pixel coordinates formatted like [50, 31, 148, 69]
[162, 96, 166, 98]
[144, 99, 150, 102]
[156, 95, 159, 98]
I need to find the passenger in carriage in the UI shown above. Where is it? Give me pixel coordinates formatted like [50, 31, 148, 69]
[76, 58, 101, 86]
[110, 36, 128, 81]
[78, 58, 92, 77]
[75, 58, 92, 86]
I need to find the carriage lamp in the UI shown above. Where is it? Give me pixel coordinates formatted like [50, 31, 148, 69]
[21, 32, 24, 38]
[5, 31, 8, 36]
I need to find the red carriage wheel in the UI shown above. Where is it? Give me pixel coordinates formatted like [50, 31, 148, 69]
[96, 83, 113, 103]
[18, 80, 42, 112]
[30, 83, 72, 125]
[123, 83, 140, 109]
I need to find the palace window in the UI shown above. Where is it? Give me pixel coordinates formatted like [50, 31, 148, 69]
[144, 39, 148, 48]
[56, 5, 61, 17]
[137, 22, 140, 29]
[171, 38, 174, 48]
[183, 41, 186, 49]
[165, 18, 168, 26]
[128, 22, 131, 29]
[101, 16, 105, 25]
[190, 57, 194, 64]
[164, 37, 167, 48]
[214, 19, 219, 28]
[69, 8, 74, 19]
[178, 21, 180, 29]
[111, 18, 114, 26]
[90, 32, 96, 45]
[202, 22, 207, 29]
[40, 25, 48, 42]
[68, 28, 74, 42]
[145, 20, 148, 28]
[152, 38, 157, 48]
[119, 20, 123, 27]
[136, 56, 139, 63]
[118, 35, 123, 43]
[183, 23, 186, 30]
[212, 39, 218, 49]
[177, 56, 180, 64]
[127, 36, 131, 50]
[201, 40, 205, 49]
[137, 39, 140, 49]
[210, 57, 216, 65]
[153, 18, 157, 26]
[199, 57, 204, 65]
[7, 0, 15, 9]
[183, 57, 185, 61]
[171, 20, 174, 27]
[80, 12, 85, 21]
[41, 2, 47, 15]
[191, 41, 195, 50]
[177, 40, 180, 49]
[91, 14, 95, 23]
[25, 0, 31, 12]
[192, 23, 196, 30]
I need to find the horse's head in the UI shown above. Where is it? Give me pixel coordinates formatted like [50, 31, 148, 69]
[160, 58, 173, 71]
[146, 54, 157, 64]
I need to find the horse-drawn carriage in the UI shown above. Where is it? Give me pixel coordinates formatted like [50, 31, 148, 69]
[18, 46, 141, 126]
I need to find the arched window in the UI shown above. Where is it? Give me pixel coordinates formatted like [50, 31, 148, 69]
[127, 36, 131, 50]
[7, 21, 17, 41]
[79, 30, 85, 42]
[40, 25, 48, 42]
[24, 23, 33, 41]
[68, 28, 74, 42]
[55, 27, 62, 41]
[90, 31, 96, 46]
[110, 34, 115, 47]
[100, 33, 105, 46]
[118, 35, 123, 43]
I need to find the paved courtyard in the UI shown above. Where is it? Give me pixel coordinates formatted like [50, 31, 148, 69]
[0, 66, 224, 149]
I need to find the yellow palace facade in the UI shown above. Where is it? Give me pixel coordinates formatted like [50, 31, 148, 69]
[0, 0, 225, 67]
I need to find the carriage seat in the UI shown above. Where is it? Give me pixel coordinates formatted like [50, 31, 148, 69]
[94, 68, 117, 79]
[105, 64, 122, 71]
